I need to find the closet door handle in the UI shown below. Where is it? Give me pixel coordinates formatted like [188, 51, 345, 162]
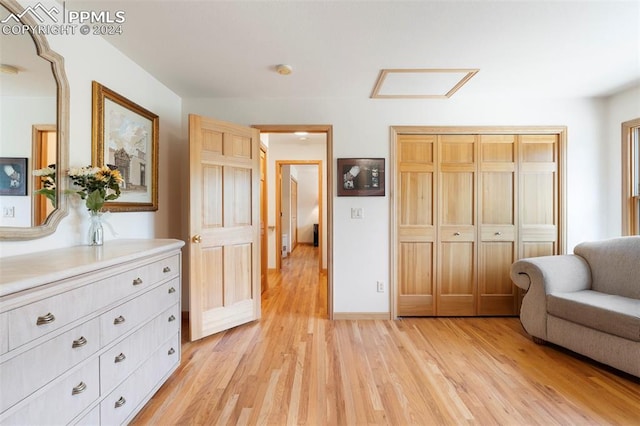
[115, 396, 126, 408]
[71, 381, 87, 395]
[72, 336, 88, 348]
[36, 312, 55, 326]
[113, 315, 126, 325]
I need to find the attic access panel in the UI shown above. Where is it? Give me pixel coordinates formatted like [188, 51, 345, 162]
[371, 68, 479, 99]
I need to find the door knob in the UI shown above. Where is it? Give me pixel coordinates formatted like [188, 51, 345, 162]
[192, 234, 202, 243]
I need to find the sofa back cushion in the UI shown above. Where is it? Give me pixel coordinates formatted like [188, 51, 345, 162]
[574, 236, 640, 299]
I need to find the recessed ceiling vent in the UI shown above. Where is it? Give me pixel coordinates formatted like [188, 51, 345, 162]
[371, 68, 479, 99]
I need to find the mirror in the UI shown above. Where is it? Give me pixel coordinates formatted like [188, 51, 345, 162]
[0, 0, 69, 240]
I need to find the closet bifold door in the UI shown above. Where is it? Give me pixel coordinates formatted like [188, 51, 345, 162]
[477, 135, 518, 315]
[437, 135, 477, 316]
[396, 134, 437, 316]
[519, 134, 559, 258]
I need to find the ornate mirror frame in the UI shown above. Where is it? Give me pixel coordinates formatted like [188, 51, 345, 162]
[0, 0, 69, 240]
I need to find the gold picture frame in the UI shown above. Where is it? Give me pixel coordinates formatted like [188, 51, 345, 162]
[92, 81, 159, 212]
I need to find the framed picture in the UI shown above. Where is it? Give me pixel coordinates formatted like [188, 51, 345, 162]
[92, 81, 159, 212]
[0, 157, 28, 196]
[337, 158, 385, 196]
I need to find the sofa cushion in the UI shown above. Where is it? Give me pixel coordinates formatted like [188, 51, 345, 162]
[573, 236, 640, 299]
[547, 290, 640, 342]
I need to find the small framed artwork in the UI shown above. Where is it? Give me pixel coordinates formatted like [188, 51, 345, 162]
[0, 157, 28, 196]
[337, 158, 385, 196]
[92, 81, 159, 212]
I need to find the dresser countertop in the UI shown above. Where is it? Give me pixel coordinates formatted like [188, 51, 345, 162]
[0, 239, 185, 297]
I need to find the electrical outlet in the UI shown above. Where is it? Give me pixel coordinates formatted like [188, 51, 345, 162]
[377, 281, 384, 293]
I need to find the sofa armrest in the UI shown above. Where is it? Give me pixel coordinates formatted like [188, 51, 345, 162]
[510, 255, 592, 293]
[510, 255, 591, 340]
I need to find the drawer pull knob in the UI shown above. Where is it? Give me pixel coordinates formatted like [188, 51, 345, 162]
[495, 231, 502, 236]
[36, 312, 55, 326]
[168, 347, 176, 355]
[71, 381, 87, 395]
[453, 232, 461, 236]
[72, 336, 88, 348]
[168, 287, 176, 294]
[163, 266, 171, 273]
[132, 277, 143, 286]
[168, 315, 176, 322]
[113, 315, 126, 325]
[115, 396, 126, 408]
[114, 353, 126, 363]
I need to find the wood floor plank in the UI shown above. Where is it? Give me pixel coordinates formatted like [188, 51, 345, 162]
[132, 245, 640, 425]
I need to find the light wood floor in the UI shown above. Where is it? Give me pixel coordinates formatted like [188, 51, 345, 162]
[132, 245, 640, 425]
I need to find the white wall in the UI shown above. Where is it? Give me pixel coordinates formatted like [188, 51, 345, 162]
[0, 1, 184, 262]
[184, 95, 607, 314]
[603, 85, 640, 237]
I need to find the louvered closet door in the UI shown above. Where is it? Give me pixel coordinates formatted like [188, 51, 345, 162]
[437, 135, 477, 316]
[519, 135, 559, 258]
[478, 135, 518, 315]
[396, 135, 437, 316]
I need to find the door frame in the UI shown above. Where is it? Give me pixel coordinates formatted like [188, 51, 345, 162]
[390, 125, 567, 319]
[253, 124, 334, 319]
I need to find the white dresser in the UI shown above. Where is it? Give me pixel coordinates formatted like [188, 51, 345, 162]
[0, 239, 185, 425]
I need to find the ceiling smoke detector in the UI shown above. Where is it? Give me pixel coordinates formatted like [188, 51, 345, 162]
[275, 64, 293, 75]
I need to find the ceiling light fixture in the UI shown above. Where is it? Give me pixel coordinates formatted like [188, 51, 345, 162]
[294, 131, 308, 136]
[275, 64, 293, 75]
[0, 64, 19, 74]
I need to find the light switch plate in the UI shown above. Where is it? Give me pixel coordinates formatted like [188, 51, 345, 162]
[351, 207, 363, 219]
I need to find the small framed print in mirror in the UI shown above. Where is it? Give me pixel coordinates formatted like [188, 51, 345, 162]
[0, 157, 28, 196]
[337, 158, 385, 196]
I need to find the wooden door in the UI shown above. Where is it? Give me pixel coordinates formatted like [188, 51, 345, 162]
[396, 135, 437, 316]
[291, 177, 298, 251]
[188, 114, 261, 341]
[260, 146, 268, 292]
[478, 135, 518, 315]
[519, 134, 559, 258]
[437, 135, 477, 316]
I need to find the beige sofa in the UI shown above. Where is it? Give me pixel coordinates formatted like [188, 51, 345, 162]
[510, 236, 640, 377]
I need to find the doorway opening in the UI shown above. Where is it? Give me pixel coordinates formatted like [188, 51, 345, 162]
[254, 125, 334, 319]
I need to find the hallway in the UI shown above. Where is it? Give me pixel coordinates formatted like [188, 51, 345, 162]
[131, 245, 639, 425]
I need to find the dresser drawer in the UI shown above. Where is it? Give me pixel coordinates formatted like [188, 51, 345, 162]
[149, 254, 180, 284]
[72, 405, 100, 426]
[0, 318, 100, 413]
[0, 312, 7, 355]
[1, 358, 99, 425]
[101, 334, 180, 426]
[100, 303, 180, 394]
[101, 278, 180, 346]
[7, 278, 110, 350]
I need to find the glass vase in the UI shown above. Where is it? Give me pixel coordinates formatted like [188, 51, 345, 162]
[88, 211, 104, 246]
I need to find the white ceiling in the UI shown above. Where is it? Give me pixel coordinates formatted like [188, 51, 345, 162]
[55, 1, 640, 100]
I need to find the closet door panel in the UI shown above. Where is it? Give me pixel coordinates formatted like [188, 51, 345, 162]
[396, 135, 437, 316]
[519, 135, 559, 255]
[478, 135, 518, 315]
[437, 135, 476, 316]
